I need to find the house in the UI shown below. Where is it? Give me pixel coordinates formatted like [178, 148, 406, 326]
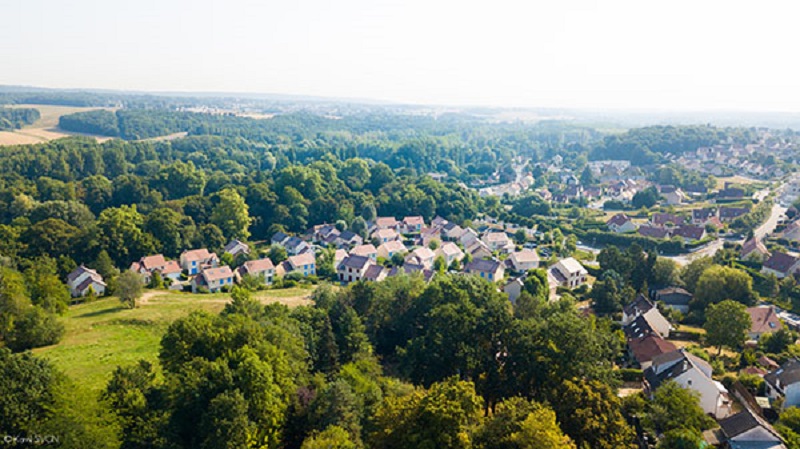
[659, 185, 687, 205]
[746, 306, 782, 340]
[283, 236, 313, 256]
[334, 249, 348, 268]
[653, 287, 693, 313]
[436, 242, 464, 266]
[350, 244, 378, 261]
[624, 309, 673, 339]
[482, 232, 514, 253]
[405, 247, 435, 269]
[606, 213, 637, 233]
[464, 258, 505, 282]
[306, 224, 338, 243]
[651, 212, 685, 227]
[720, 206, 750, 222]
[442, 222, 464, 241]
[741, 238, 770, 262]
[627, 334, 677, 370]
[223, 239, 250, 258]
[622, 294, 656, 325]
[765, 359, 800, 409]
[717, 187, 746, 201]
[672, 225, 706, 242]
[335, 231, 363, 249]
[236, 258, 275, 285]
[782, 221, 800, 243]
[363, 264, 387, 282]
[180, 249, 219, 275]
[372, 228, 400, 244]
[762, 252, 800, 279]
[718, 405, 787, 449]
[374, 216, 399, 230]
[283, 253, 316, 277]
[66, 265, 106, 297]
[638, 225, 671, 239]
[504, 277, 525, 304]
[401, 216, 425, 234]
[271, 232, 290, 246]
[551, 257, 588, 289]
[692, 208, 718, 225]
[467, 240, 493, 260]
[337, 255, 374, 284]
[458, 228, 480, 248]
[644, 349, 732, 419]
[508, 250, 540, 272]
[130, 254, 182, 282]
[377, 240, 407, 260]
[191, 266, 234, 293]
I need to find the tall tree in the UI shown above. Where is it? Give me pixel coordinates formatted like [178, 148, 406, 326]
[210, 188, 253, 240]
[704, 300, 751, 356]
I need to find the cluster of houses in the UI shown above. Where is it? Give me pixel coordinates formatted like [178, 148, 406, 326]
[607, 205, 751, 242]
[621, 286, 795, 448]
[675, 141, 791, 179]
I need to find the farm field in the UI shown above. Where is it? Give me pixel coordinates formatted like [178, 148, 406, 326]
[34, 287, 314, 397]
[0, 103, 116, 145]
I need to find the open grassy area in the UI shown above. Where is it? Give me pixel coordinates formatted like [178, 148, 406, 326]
[0, 104, 117, 145]
[33, 287, 314, 397]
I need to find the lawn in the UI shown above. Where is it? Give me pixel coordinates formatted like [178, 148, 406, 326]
[34, 287, 314, 397]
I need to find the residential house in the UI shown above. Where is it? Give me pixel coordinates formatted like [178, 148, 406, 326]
[550, 257, 588, 289]
[283, 236, 313, 256]
[464, 258, 505, 283]
[482, 232, 514, 253]
[717, 405, 787, 449]
[281, 253, 316, 277]
[741, 238, 770, 262]
[335, 231, 363, 249]
[337, 255, 374, 284]
[372, 228, 400, 244]
[374, 217, 399, 230]
[236, 258, 275, 285]
[651, 212, 685, 227]
[762, 252, 800, 279]
[180, 249, 219, 275]
[622, 294, 656, 325]
[644, 349, 732, 419]
[653, 287, 693, 313]
[271, 232, 290, 246]
[504, 277, 525, 304]
[401, 216, 425, 234]
[717, 186, 746, 201]
[130, 254, 182, 283]
[362, 264, 387, 282]
[782, 221, 800, 243]
[606, 213, 637, 233]
[334, 249, 348, 268]
[672, 225, 707, 242]
[692, 208, 718, 225]
[377, 240, 407, 260]
[467, 240, 493, 260]
[746, 306, 783, 340]
[436, 242, 464, 266]
[720, 206, 750, 222]
[223, 239, 250, 258]
[659, 185, 686, 205]
[627, 334, 677, 370]
[442, 222, 465, 241]
[458, 228, 480, 248]
[765, 359, 800, 409]
[638, 225, 671, 239]
[66, 265, 106, 297]
[624, 310, 673, 340]
[350, 244, 378, 261]
[191, 266, 234, 293]
[405, 247, 435, 269]
[508, 250, 540, 272]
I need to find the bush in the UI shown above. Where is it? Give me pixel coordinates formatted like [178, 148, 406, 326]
[620, 368, 643, 382]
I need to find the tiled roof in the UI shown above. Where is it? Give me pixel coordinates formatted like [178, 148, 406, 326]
[764, 252, 799, 274]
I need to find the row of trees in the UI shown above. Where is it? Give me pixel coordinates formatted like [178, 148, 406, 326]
[0, 107, 40, 130]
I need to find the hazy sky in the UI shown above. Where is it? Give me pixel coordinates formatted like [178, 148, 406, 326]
[2, 0, 798, 110]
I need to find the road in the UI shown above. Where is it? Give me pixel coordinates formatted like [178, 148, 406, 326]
[753, 204, 787, 241]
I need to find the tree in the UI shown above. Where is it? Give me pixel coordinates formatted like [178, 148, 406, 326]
[267, 245, 288, 265]
[646, 380, 714, 434]
[704, 300, 751, 356]
[632, 186, 660, 209]
[657, 428, 704, 449]
[694, 265, 757, 311]
[511, 407, 576, 449]
[591, 278, 624, 315]
[680, 257, 713, 293]
[513, 229, 527, 245]
[651, 257, 680, 287]
[198, 390, 256, 449]
[301, 426, 357, 449]
[210, 188, 253, 240]
[116, 270, 143, 309]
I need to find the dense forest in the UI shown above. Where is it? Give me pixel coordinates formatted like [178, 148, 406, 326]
[0, 107, 40, 130]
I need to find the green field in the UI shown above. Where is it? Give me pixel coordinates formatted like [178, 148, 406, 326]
[33, 287, 314, 397]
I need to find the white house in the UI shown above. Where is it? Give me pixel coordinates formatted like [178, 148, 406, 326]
[508, 250, 540, 272]
[130, 254, 182, 283]
[606, 213, 637, 233]
[377, 240, 407, 260]
[464, 258, 505, 283]
[504, 277, 525, 304]
[66, 265, 106, 297]
[236, 258, 275, 285]
[467, 240, 493, 260]
[482, 232, 514, 253]
[436, 242, 464, 266]
[372, 228, 400, 244]
[401, 216, 425, 234]
[644, 349, 732, 419]
[718, 406, 787, 449]
[180, 249, 219, 275]
[350, 244, 378, 261]
[405, 247, 436, 269]
[285, 253, 316, 277]
[765, 359, 800, 410]
[223, 239, 250, 258]
[374, 216, 399, 230]
[191, 266, 234, 293]
[740, 238, 770, 262]
[337, 255, 374, 284]
[551, 257, 588, 289]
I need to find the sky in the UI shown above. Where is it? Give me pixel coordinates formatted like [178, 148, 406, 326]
[1, 0, 799, 111]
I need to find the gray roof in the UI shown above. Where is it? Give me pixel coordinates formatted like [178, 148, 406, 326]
[718, 406, 784, 443]
[465, 258, 502, 273]
[764, 359, 800, 394]
[339, 255, 371, 270]
[623, 294, 655, 317]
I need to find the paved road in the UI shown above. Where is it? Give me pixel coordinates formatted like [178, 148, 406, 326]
[753, 204, 787, 241]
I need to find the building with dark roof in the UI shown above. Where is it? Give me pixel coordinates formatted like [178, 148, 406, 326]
[765, 359, 800, 410]
[717, 405, 786, 449]
[464, 258, 505, 282]
[762, 252, 800, 279]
